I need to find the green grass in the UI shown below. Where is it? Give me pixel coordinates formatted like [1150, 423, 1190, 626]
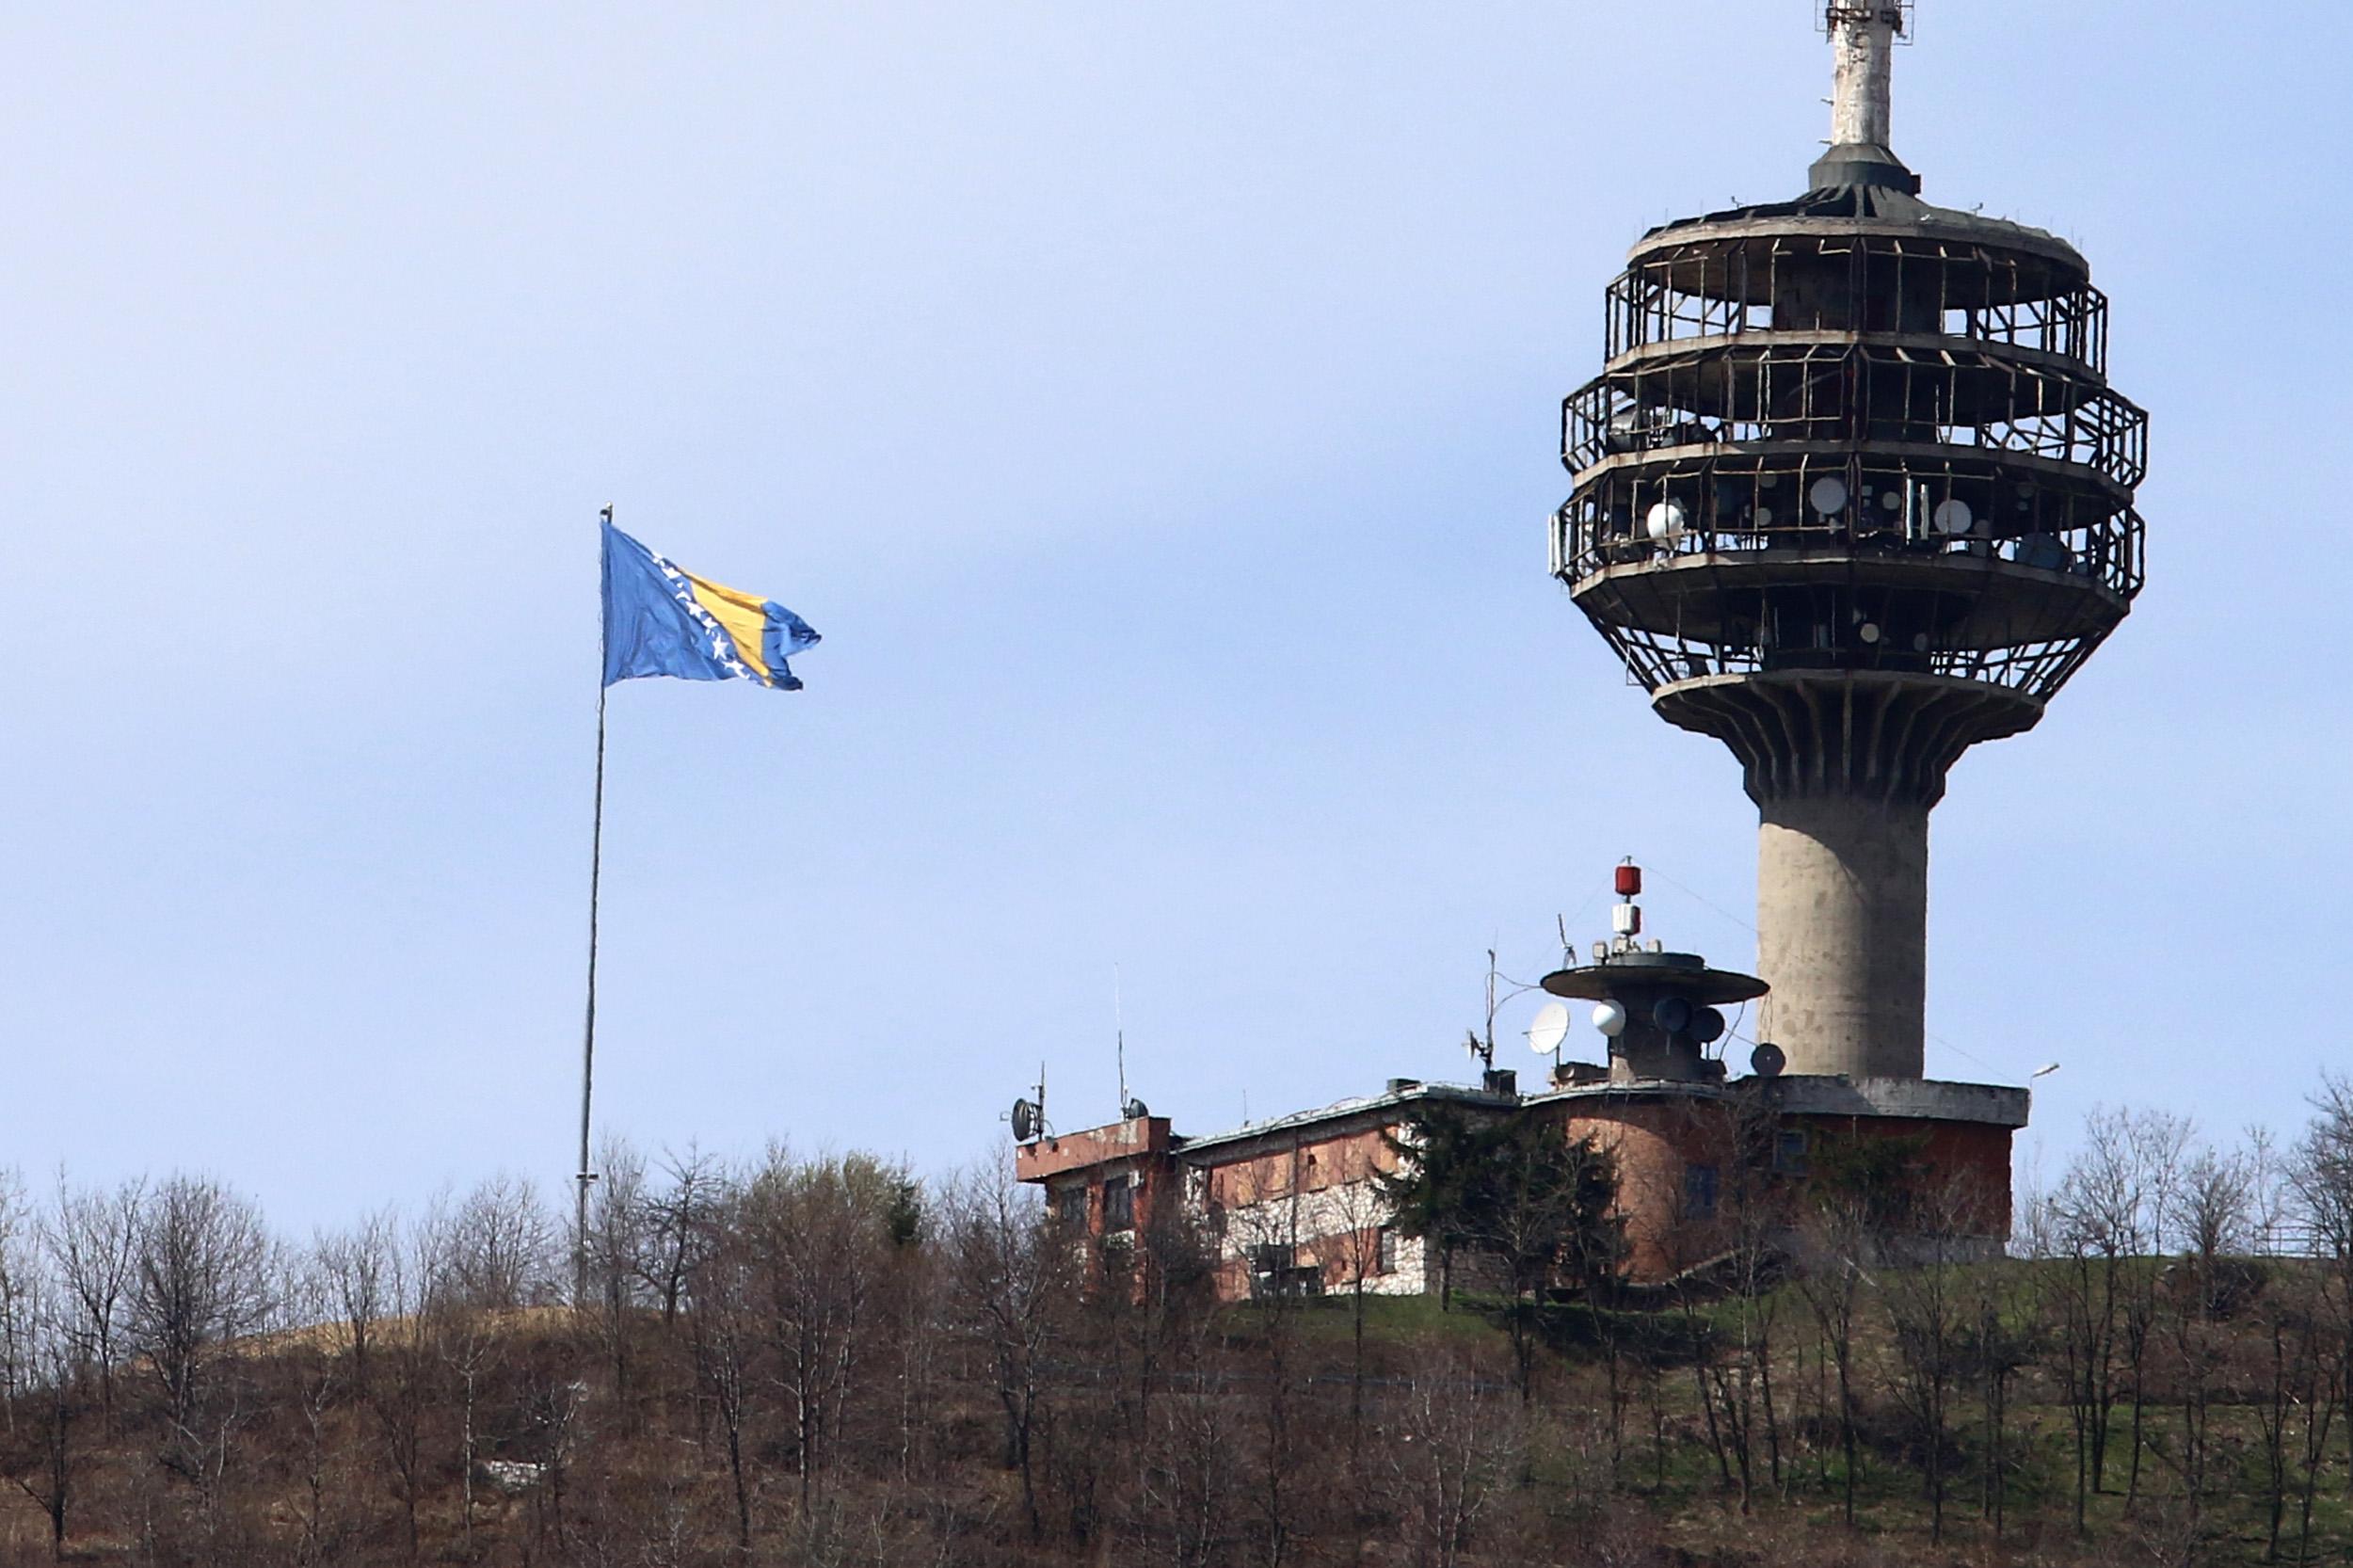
[1210, 1258, 2353, 1564]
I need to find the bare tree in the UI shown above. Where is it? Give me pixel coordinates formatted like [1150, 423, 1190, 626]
[880, 1175, 939, 1485]
[126, 1174, 274, 1442]
[1225, 1142, 1318, 1567]
[1133, 1381, 1242, 1568]
[2119, 1111, 2194, 1503]
[117, 1175, 276, 1557]
[2044, 1109, 2145, 1522]
[2286, 1075, 2353, 1560]
[0, 1169, 39, 1430]
[1321, 1144, 1391, 1478]
[942, 1155, 1068, 1542]
[636, 1144, 724, 1329]
[685, 1181, 761, 1557]
[1961, 1246, 2036, 1539]
[743, 1148, 903, 1509]
[1884, 1176, 1973, 1544]
[1695, 1112, 1787, 1509]
[314, 1205, 396, 1398]
[445, 1170, 556, 1312]
[41, 1174, 143, 1426]
[1794, 1189, 1872, 1528]
[279, 1248, 353, 1566]
[0, 1276, 80, 1562]
[2163, 1140, 2254, 1532]
[443, 1297, 504, 1555]
[368, 1208, 450, 1563]
[1390, 1354, 1528, 1568]
[585, 1133, 648, 1414]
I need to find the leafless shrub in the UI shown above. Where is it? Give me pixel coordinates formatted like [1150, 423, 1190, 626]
[1388, 1353, 1527, 1568]
[444, 1170, 557, 1311]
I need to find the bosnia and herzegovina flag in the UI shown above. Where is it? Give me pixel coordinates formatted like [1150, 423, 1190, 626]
[600, 520, 821, 692]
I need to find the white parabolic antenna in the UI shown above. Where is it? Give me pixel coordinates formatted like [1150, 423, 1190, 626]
[1529, 1000, 1571, 1055]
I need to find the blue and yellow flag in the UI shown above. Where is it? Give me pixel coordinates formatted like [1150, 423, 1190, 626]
[601, 521, 820, 692]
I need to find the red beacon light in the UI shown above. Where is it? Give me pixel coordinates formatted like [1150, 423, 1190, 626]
[1615, 861, 1642, 898]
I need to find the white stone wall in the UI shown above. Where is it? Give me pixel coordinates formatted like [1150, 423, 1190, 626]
[1212, 1180, 1434, 1297]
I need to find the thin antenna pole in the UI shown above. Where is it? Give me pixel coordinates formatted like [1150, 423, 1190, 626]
[1483, 947, 1498, 1068]
[576, 505, 613, 1308]
[1114, 966, 1127, 1114]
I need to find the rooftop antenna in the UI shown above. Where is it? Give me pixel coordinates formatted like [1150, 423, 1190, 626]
[1465, 948, 1499, 1073]
[1112, 968, 1151, 1120]
[1006, 1060, 1049, 1144]
[1485, 948, 1499, 1064]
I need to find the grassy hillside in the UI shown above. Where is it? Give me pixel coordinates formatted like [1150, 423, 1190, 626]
[0, 1253, 2342, 1567]
[0, 1129, 2342, 1568]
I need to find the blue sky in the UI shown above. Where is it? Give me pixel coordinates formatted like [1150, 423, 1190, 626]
[4, 3, 2345, 1230]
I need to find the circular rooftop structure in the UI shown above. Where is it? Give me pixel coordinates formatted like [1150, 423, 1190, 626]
[1542, 951, 1768, 1006]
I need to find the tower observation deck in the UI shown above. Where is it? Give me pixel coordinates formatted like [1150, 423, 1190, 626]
[1552, 6, 2146, 1079]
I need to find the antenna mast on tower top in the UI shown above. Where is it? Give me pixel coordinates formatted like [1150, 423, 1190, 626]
[1823, 5, 1911, 152]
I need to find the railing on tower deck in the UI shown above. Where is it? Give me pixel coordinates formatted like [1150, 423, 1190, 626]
[1552, 465, 2144, 603]
[1606, 234, 2107, 374]
[1561, 348, 2147, 489]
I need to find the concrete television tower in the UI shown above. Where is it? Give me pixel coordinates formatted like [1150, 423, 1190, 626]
[1553, 5, 2145, 1078]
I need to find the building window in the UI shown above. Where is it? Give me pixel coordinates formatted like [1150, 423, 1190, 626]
[1685, 1163, 1720, 1220]
[1104, 1175, 1135, 1231]
[1053, 1184, 1087, 1227]
[1774, 1129, 1809, 1176]
[1376, 1226, 1400, 1276]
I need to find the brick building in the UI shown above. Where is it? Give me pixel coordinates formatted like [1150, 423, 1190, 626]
[1014, 873, 2027, 1302]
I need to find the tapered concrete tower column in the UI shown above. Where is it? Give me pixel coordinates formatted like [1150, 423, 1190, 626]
[1756, 794, 1926, 1077]
[1550, 6, 2148, 1081]
[1654, 670, 2040, 1078]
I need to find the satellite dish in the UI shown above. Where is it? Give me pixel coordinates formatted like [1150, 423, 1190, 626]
[1652, 996, 1692, 1034]
[1644, 500, 1688, 541]
[1880, 488, 1904, 513]
[1932, 498, 1974, 536]
[1751, 1042, 1786, 1080]
[1808, 476, 1849, 516]
[1529, 1000, 1571, 1055]
[1123, 1096, 1150, 1120]
[1010, 1098, 1037, 1143]
[1857, 621, 1882, 645]
[1690, 1006, 1725, 1045]
[1753, 505, 1774, 529]
[1592, 1000, 1627, 1038]
[2019, 534, 2071, 571]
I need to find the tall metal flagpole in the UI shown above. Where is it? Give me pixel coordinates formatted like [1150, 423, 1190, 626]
[577, 504, 613, 1307]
